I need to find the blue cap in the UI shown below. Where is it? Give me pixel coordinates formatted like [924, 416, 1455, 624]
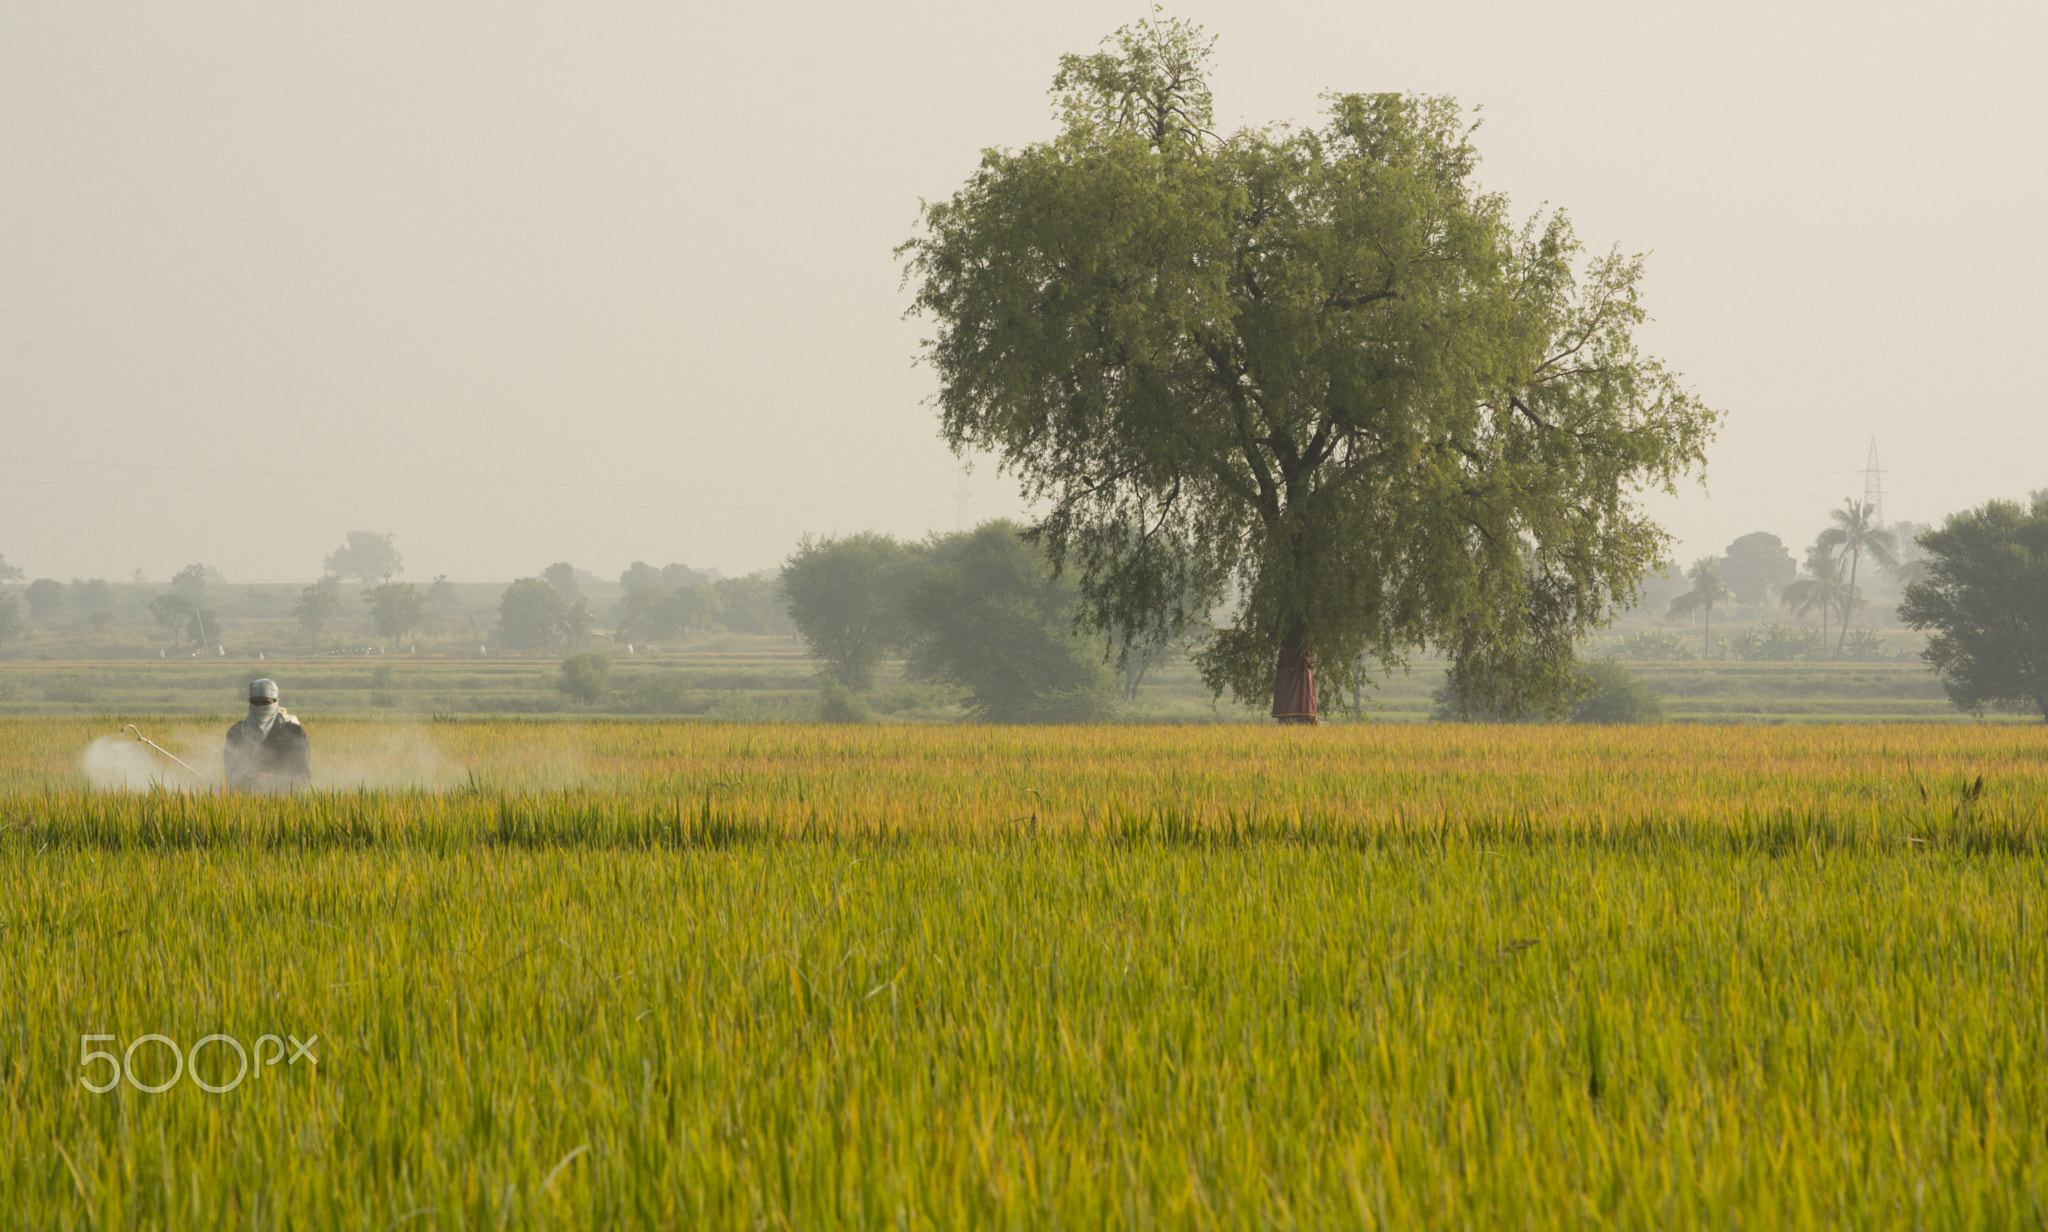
[248, 678, 279, 700]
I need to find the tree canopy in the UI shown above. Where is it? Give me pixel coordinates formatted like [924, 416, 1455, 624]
[1721, 532, 1795, 608]
[496, 578, 590, 651]
[901, 16, 1716, 719]
[363, 582, 428, 640]
[780, 532, 920, 691]
[1899, 493, 2048, 721]
[903, 522, 1118, 723]
[324, 531, 403, 583]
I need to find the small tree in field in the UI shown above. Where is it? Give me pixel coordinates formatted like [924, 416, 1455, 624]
[556, 651, 612, 704]
[297, 576, 342, 645]
[363, 582, 428, 640]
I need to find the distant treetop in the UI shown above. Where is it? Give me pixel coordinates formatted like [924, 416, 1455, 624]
[324, 531, 403, 583]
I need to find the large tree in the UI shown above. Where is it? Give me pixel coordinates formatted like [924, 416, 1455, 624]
[1899, 493, 2048, 721]
[901, 17, 1715, 721]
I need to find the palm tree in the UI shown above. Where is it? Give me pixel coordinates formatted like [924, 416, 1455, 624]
[1667, 557, 1735, 661]
[1781, 538, 1851, 653]
[1818, 499, 1896, 658]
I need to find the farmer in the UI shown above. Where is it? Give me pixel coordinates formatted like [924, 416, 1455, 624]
[223, 678, 312, 790]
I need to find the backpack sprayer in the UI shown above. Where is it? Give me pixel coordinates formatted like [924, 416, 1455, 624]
[120, 724, 213, 786]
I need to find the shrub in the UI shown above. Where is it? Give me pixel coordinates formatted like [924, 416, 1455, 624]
[556, 652, 613, 704]
[1608, 629, 1693, 661]
[1571, 659, 1665, 724]
[818, 676, 873, 723]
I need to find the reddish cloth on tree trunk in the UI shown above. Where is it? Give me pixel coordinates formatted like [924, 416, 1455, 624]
[1272, 648, 1317, 724]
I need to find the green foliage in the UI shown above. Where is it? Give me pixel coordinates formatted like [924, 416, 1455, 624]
[1571, 658, 1666, 724]
[1781, 536, 1858, 652]
[613, 581, 723, 643]
[67, 578, 112, 621]
[1900, 495, 2048, 720]
[556, 651, 613, 704]
[296, 576, 342, 644]
[905, 522, 1117, 723]
[0, 554, 21, 583]
[1607, 629, 1694, 661]
[1667, 558, 1733, 660]
[1819, 499, 1895, 658]
[902, 17, 1715, 720]
[1721, 532, 1796, 607]
[147, 569, 220, 647]
[618, 670, 694, 715]
[1432, 657, 1587, 722]
[169, 563, 212, 603]
[780, 532, 919, 691]
[1434, 656, 1661, 724]
[497, 578, 586, 652]
[1724, 624, 1827, 662]
[542, 562, 579, 599]
[23, 578, 65, 621]
[609, 561, 761, 643]
[362, 582, 428, 640]
[426, 574, 459, 609]
[0, 593, 19, 646]
[816, 675, 872, 723]
[711, 575, 794, 637]
[324, 531, 402, 583]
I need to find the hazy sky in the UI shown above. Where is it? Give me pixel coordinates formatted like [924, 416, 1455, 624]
[4, 1, 2042, 583]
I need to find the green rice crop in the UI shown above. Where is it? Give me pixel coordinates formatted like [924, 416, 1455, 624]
[1, 718, 2043, 1227]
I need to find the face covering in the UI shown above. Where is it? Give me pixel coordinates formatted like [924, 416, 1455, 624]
[244, 700, 281, 741]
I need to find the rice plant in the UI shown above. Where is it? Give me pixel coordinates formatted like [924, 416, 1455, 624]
[1, 718, 2041, 1227]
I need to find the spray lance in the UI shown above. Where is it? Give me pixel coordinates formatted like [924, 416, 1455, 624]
[119, 724, 213, 786]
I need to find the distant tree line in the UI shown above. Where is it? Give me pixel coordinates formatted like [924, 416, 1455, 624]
[5, 492, 2042, 726]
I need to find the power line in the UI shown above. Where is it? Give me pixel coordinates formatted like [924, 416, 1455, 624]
[0, 454, 962, 496]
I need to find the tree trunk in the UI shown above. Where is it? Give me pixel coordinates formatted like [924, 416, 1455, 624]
[1835, 549, 1861, 659]
[1272, 647, 1317, 724]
